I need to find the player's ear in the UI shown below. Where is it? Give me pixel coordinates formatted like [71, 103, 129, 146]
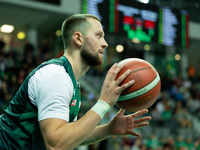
[73, 32, 83, 47]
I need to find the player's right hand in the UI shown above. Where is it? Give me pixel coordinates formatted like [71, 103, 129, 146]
[99, 63, 135, 108]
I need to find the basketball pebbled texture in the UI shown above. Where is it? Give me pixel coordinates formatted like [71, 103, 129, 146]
[116, 58, 161, 111]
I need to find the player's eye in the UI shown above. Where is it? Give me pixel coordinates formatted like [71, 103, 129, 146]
[97, 34, 102, 38]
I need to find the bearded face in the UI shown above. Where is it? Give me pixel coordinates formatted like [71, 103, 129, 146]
[79, 18, 108, 67]
[80, 38, 103, 67]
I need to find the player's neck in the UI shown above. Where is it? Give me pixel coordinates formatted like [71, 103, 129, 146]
[63, 51, 90, 81]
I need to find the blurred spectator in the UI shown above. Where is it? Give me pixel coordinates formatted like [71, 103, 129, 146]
[155, 99, 165, 115]
[171, 77, 185, 104]
[185, 138, 194, 150]
[0, 40, 5, 51]
[18, 69, 26, 85]
[150, 107, 162, 126]
[38, 38, 51, 61]
[163, 136, 176, 150]
[179, 85, 191, 101]
[186, 96, 200, 114]
[189, 84, 198, 99]
[145, 134, 160, 149]
[108, 136, 121, 150]
[8, 74, 19, 96]
[5, 53, 15, 69]
[0, 80, 12, 112]
[131, 137, 143, 150]
[121, 135, 133, 149]
[24, 40, 34, 56]
[22, 40, 36, 70]
[175, 136, 187, 150]
[187, 65, 196, 82]
[161, 101, 173, 127]
[194, 138, 200, 149]
[174, 103, 192, 129]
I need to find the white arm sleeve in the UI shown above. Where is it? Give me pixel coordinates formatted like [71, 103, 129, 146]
[28, 64, 74, 122]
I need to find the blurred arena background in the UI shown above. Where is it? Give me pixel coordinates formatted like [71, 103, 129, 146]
[0, 0, 200, 149]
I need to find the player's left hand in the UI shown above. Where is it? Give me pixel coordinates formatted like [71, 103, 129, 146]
[107, 109, 151, 137]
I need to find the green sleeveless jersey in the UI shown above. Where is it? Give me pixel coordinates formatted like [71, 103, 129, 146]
[0, 56, 81, 149]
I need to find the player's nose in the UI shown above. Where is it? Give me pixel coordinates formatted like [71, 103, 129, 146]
[102, 38, 108, 49]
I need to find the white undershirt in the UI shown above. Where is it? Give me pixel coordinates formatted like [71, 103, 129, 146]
[28, 64, 74, 122]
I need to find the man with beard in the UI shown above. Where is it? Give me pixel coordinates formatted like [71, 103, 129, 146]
[0, 14, 151, 150]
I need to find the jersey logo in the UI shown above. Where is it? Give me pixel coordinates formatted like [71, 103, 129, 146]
[71, 99, 77, 106]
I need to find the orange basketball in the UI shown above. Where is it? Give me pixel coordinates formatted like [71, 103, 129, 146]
[116, 58, 161, 111]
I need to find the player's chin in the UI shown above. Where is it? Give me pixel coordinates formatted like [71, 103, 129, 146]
[90, 59, 103, 67]
[97, 55, 104, 65]
[96, 60, 103, 66]
[100, 57, 104, 65]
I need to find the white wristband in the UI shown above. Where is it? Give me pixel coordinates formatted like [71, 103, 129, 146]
[91, 100, 110, 119]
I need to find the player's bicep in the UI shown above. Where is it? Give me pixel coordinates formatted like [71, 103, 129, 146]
[39, 118, 67, 148]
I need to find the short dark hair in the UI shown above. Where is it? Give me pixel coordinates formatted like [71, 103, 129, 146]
[61, 14, 100, 49]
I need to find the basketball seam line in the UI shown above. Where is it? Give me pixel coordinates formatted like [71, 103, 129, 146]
[118, 71, 160, 101]
[130, 67, 153, 74]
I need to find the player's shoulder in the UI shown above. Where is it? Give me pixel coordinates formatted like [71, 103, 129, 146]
[32, 64, 72, 83]
[40, 64, 66, 74]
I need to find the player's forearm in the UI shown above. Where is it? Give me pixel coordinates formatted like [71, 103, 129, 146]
[80, 123, 110, 146]
[42, 110, 102, 150]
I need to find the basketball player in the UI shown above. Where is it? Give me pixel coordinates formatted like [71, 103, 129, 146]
[0, 14, 151, 149]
